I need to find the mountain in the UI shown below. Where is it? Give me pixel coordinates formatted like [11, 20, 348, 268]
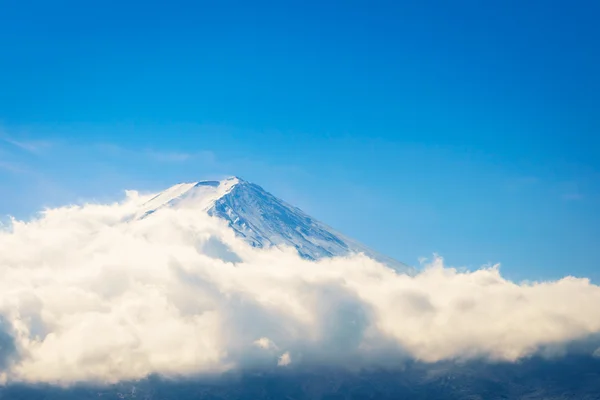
[135, 176, 412, 273]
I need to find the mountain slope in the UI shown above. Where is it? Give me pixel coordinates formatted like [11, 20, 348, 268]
[137, 177, 412, 273]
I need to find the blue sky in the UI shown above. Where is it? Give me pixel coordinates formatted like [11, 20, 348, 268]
[0, 0, 598, 282]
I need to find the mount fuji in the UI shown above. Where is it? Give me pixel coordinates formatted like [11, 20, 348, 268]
[135, 176, 412, 273]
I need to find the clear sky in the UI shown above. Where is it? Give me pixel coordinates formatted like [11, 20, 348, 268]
[0, 0, 598, 282]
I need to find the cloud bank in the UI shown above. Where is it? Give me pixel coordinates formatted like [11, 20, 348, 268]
[0, 191, 599, 385]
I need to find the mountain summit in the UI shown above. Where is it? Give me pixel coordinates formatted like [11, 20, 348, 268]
[137, 177, 411, 273]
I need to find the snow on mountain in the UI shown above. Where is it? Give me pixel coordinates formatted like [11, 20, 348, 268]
[136, 176, 412, 273]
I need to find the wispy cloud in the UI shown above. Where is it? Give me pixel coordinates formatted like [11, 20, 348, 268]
[558, 181, 584, 202]
[0, 160, 27, 174]
[504, 176, 539, 192]
[0, 135, 52, 154]
[0, 130, 54, 178]
[144, 150, 195, 163]
[505, 177, 586, 202]
[563, 192, 584, 201]
[0, 144, 30, 175]
[95, 143, 215, 164]
[144, 149, 216, 164]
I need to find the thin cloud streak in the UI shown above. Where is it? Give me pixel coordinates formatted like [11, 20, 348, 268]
[0, 160, 26, 174]
[563, 193, 584, 201]
[0, 135, 52, 155]
[94, 143, 216, 164]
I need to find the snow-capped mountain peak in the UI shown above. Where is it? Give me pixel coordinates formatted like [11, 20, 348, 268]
[137, 177, 412, 273]
[135, 176, 240, 218]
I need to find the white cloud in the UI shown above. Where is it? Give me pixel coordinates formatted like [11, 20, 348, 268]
[254, 337, 278, 350]
[0, 192, 599, 385]
[278, 352, 292, 366]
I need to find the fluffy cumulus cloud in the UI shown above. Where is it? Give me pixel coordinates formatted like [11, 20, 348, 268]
[0, 191, 600, 385]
